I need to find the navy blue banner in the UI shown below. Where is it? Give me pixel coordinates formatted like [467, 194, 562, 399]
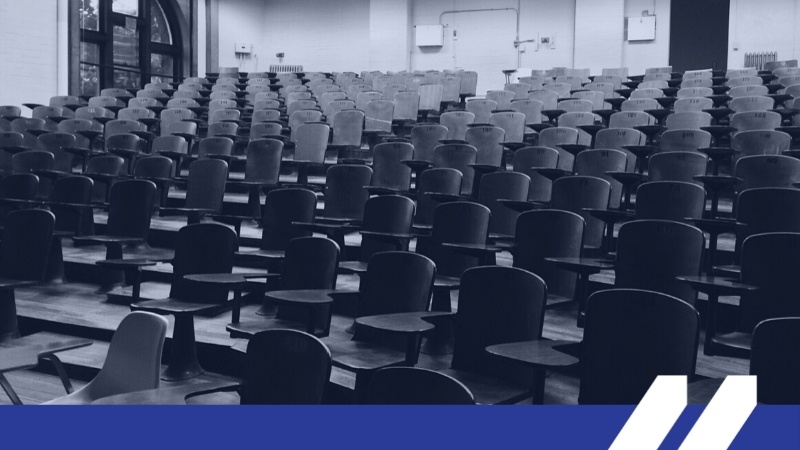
[1, 405, 797, 449]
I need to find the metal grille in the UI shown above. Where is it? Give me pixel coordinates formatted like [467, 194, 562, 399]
[744, 52, 778, 71]
[268, 65, 304, 73]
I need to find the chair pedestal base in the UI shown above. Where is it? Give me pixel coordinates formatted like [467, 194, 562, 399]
[161, 313, 204, 381]
[421, 289, 454, 355]
[98, 243, 125, 293]
[0, 291, 20, 344]
[44, 236, 66, 284]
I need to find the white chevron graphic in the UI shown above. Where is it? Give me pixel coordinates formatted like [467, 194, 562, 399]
[678, 376, 757, 450]
[609, 375, 757, 450]
[609, 375, 688, 450]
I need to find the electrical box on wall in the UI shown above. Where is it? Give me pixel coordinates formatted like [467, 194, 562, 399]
[626, 16, 656, 41]
[415, 25, 444, 47]
[235, 42, 253, 54]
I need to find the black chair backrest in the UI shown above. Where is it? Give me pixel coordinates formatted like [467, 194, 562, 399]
[411, 124, 448, 162]
[87, 155, 125, 175]
[260, 188, 316, 251]
[751, 317, 800, 404]
[739, 233, 800, 332]
[513, 210, 584, 300]
[245, 139, 282, 184]
[50, 175, 94, 235]
[426, 201, 490, 278]
[37, 132, 76, 173]
[579, 289, 699, 404]
[323, 164, 372, 220]
[0, 209, 55, 281]
[414, 168, 461, 226]
[614, 220, 704, 305]
[477, 171, 530, 237]
[734, 188, 800, 260]
[550, 176, 611, 249]
[451, 266, 547, 381]
[513, 146, 559, 202]
[648, 151, 708, 185]
[105, 179, 156, 240]
[134, 156, 173, 179]
[276, 237, 340, 330]
[169, 223, 237, 303]
[432, 144, 477, 195]
[574, 149, 628, 209]
[359, 195, 415, 261]
[635, 181, 706, 222]
[0, 173, 38, 200]
[371, 142, 413, 191]
[366, 367, 475, 405]
[358, 251, 435, 317]
[280, 237, 340, 290]
[240, 329, 331, 404]
[12, 150, 53, 174]
[185, 158, 228, 212]
[735, 155, 800, 191]
[51, 175, 93, 204]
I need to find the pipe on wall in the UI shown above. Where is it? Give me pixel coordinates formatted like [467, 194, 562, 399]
[438, 7, 521, 68]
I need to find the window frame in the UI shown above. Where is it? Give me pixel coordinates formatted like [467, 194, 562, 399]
[71, 0, 184, 96]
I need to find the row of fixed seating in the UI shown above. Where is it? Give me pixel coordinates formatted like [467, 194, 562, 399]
[0, 64, 799, 405]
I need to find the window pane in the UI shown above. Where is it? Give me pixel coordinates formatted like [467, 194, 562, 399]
[79, 0, 99, 31]
[114, 69, 141, 90]
[151, 75, 174, 85]
[112, 0, 138, 17]
[80, 64, 100, 97]
[151, 53, 174, 76]
[80, 42, 100, 64]
[113, 18, 139, 68]
[151, 1, 172, 44]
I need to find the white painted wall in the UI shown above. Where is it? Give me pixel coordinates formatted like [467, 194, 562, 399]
[369, 0, 412, 72]
[518, 0, 577, 71]
[217, 0, 267, 72]
[0, 0, 60, 109]
[411, 0, 578, 94]
[574, 0, 625, 73]
[728, 0, 799, 69]
[622, 0, 671, 75]
[256, 0, 371, 73]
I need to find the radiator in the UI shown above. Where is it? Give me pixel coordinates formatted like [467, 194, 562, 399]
[744, 52, 777, 71]
[269, 65, 304, 73]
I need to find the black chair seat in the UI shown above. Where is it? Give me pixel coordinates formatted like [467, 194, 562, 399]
[226, 318, 313, 338]
[0, 277, 37, 290]
[711, 264, 740, 276]
[236, 249, 286, 261]
[160, 207, 217, 216]
[338, 260, 368, 274]
[434, 275, 460, 289]
[73, 235, 145, 246]
[330, 340, 407, 372]
[439, 368, 530, 405]
[498, 199, 538, 213]
[293, 221, 359, 234]
[711, 332, 752, 358]
[132, 298, 224, 315]
[31, 169, 69, 180]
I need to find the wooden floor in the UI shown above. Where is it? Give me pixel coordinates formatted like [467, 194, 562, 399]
[2, 208, 749, 405]
[0, 176, 744, 405]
